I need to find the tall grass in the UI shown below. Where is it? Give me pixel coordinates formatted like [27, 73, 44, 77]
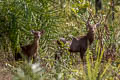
[0, 0, 120, 80]
[85, 41, 108, 80]
[12, 41, 115, 80]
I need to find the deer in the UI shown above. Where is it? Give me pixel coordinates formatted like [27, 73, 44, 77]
[15, 30, 45, 61]
[56, 17, 102, 62]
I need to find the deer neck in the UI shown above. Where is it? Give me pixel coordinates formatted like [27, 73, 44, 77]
[86, 30, 94, 45]
[32, 37, 40, 50]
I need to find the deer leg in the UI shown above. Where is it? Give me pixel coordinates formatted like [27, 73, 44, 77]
[15, 53, 22, 60]
[80, 50, 86, 63]
[32, 53, 38, 62]
[55, 53, 60, 60]
[80, 52, 84, 62]
[55, 52, 63, 61]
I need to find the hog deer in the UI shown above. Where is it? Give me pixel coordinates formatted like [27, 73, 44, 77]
[15, 30, 44, 61]
[56, 17, 101, 62]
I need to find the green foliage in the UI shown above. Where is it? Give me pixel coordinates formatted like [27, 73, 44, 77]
[0, 0, 120, 80]
[85, 41, 105, 80]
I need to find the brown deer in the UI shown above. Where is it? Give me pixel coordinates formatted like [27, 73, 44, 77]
[56, 17, 101, 62]
[15, 30, 45, 61]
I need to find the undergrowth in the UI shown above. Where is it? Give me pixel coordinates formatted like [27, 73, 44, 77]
[0, 0, 120, 80]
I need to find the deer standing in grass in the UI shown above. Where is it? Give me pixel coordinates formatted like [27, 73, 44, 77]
[15, 30, 44, 61]
[56, 17, 101, 62]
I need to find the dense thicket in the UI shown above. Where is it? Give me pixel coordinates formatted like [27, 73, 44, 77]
[0, 0, 120, 80]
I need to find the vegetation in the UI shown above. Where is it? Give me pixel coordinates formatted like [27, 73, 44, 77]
[0, 0, 120, 80]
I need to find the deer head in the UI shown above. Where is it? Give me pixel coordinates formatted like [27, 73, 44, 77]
[31, 30, 45, 39]
[86, 16, 101, 33]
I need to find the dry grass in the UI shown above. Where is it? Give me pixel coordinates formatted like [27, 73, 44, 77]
[0, 51, 14, 80]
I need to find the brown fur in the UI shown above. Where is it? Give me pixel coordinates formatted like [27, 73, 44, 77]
[56, 20, 100, 62]
[15, 30, 44, 61]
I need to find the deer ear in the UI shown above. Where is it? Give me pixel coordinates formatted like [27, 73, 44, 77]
[96, 23, 100, 28]
[31, 30, 35, 34]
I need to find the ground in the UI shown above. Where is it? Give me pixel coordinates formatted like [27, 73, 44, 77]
[0, 65, 12, 80]
[0, 51, 13, 80]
